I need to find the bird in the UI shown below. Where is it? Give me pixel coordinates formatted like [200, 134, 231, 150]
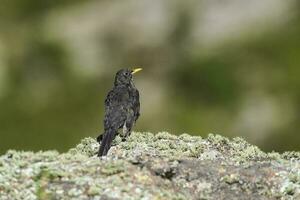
[97, 68, 142, 156]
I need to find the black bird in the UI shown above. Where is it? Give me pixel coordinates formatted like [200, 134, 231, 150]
[97, 68, 142, 156]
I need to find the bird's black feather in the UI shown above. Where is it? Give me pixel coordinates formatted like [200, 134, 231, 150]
[97, 69, 140, 156]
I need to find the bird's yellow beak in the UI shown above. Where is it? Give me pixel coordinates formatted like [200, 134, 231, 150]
[132, 68, 143, 75]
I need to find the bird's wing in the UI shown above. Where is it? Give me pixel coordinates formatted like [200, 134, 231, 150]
[104, 86, 130, 130]
[132, 89, 140, 122]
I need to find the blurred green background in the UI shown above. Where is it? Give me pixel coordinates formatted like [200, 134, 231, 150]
[0, 0, 299, 154]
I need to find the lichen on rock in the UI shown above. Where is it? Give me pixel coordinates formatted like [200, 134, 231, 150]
[0, 132, 299, 199]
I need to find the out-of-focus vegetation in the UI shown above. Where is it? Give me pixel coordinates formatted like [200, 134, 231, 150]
[0, 0, 299, 153]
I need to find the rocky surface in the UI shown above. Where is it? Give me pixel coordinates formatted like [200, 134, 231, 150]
[0, 132, 299, 200]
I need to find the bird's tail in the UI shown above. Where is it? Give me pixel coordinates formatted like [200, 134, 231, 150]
[98, 129, 116, 157]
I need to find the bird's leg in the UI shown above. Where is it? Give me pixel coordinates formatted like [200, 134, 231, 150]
[122, 119, 134, 141]
[111, 131, 120, 146]
[121, 123, 129, 142]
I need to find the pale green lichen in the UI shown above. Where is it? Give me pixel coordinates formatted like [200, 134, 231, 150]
[0, 132, 299, 200]
[100, 160, 126, 175]
[221, 174, 240, 185]
[68, 137, 99, 157]
[279, 165, 300, 197]
[281, 151, 300, 160]
[113, 132, 206, 160]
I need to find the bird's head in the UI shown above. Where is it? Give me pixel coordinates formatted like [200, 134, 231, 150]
[114, 68, 142, 86]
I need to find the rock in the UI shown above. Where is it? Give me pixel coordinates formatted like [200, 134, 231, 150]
[0, 132, 299, 199]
